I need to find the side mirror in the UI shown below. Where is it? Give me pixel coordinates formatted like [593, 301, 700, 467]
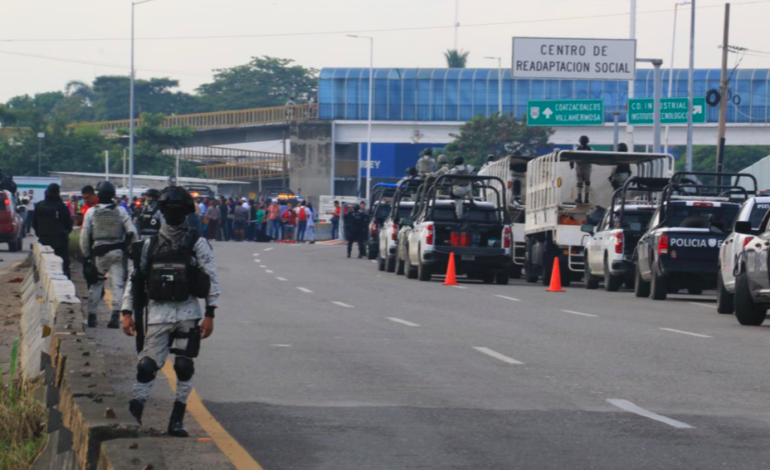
[734, 221, 752, 235]
[580, 223, 595, 235]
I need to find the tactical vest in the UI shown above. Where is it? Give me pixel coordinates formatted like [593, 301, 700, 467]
[139, 204, 161, 236]
[91, 205, 125, 243]
[146, 232, 210, 302]
[416, 157, 437, 174]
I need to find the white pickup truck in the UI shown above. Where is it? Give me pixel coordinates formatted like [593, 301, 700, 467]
[717, 195, 770, 313]
[525, 150, 673, 287]
[377, 179, 422, 273]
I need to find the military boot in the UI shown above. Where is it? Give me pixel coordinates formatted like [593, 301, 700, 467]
[167, 401, 189, 437]
[107, 311, 120, 329]
[87, 314, 97, 328]
[128, 399, 144, 425]
[575, 194, 583, 205]
[584, 193, 590, 205]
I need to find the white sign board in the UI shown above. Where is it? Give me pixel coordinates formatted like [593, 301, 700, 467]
[512, 37, 636, 80]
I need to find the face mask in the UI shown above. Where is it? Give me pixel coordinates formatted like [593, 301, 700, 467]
[163, 206, 188, 225]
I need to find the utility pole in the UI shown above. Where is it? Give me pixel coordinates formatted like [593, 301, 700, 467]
[454, 0, 460, 50]
[686, 0, 696, 171]
[105, 150, 110, 181]
[716, 3, 731, 178]
[627, 0, 636, 151]
[282, 130, 288, 189]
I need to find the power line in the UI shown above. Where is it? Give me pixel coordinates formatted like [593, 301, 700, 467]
[0, 49, 211, 77]
[1, 0, 769, 43]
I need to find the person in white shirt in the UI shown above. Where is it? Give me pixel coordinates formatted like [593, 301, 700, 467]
[306, 203, 316, 244]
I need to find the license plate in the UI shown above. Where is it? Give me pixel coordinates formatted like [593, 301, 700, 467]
[461, 255, 476, 261]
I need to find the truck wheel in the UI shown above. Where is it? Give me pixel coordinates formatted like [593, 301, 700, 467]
[650, 264, 668, 301]
[417, 254, 432, 282]
[367, 247, 377, 260]
[510, 264, 522, 279]
[687, 286, 703, 296]
[560, 257, 572, 287]
[604, 259, 622, 292]
[395, 253, 405, 275]
[405, 248, 417, 279]
[584, 257, 599, 290]
[385, 256, 396, 273]
[634, 264, 651, 298]
[377, 254, 386, 271]
[734, 271, 767, 326]
[716, 270, 734, 314]
[495, 272, 510, 285]
[481, 273, 495, 284]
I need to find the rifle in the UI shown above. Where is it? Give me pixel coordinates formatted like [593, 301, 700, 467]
[130, 241, 148, 354]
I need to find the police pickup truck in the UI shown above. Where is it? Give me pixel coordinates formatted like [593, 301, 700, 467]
[634, 172, 749, 300]
[731, 202, 770, 325]
[377, 179, 422, 273]
[366, 183, 398, 260]
[404, 174, 511, 283]
[716, 193, 769, 313]
[582, 177, 668, 291]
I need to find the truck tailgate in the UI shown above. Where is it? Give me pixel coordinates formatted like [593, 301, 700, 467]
[663, 229, 725, 271]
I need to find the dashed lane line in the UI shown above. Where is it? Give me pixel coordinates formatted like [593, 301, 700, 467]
[260, 265, 267, 268]
[264, 248, 274, 251]
[689, 302, 716, 309]
[562, 310, 598, 318]
[276, 277, 288, 281]
[453, 286, 468, 289]
[495, 295, 520, 302]
[297, 287, 313, 294]
[332, 301, 354, 308]
[659, 328, 712, 338]
[387, 317, 421, 327]
[607, 399, 695, 429]
[265, 270, 274, 274]
[473, 347, 524, 365]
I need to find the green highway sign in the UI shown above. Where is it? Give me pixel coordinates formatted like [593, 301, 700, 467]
[628, 97, 707, 125]
[527, 100, 604, 127]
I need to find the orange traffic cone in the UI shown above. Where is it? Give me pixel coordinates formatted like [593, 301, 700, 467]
[443, 252, 458, 286]
[545, 257, 565, 292]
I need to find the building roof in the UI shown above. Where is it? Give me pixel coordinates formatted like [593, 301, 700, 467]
[49, 172, 249, 185]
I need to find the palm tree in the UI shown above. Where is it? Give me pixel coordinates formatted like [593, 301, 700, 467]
[444, 49, 470, 68]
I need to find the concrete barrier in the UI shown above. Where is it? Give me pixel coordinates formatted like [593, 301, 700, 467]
[19, 242, 165, 470]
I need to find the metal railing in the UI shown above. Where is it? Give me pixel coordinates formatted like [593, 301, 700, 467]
[165, 146, 287, 164]
[199, 160, 286, 181]
[88, 104, 318, 134]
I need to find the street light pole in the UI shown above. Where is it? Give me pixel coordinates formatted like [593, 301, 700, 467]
[348, 35, 374, 204]
[129, 0, 156, 200]
[686, 0, 696, 171]
[666, 1, 691, 153]
[484, 56, 503, 115]
[37, 132, 45, 175]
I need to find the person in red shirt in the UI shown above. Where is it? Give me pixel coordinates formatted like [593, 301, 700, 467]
[330, 200, 341, 239]
[281, 203, 297, 241]
[295, 201, 308, 242]
[268, 201, 282, 240]
[77, 185, 98, 226]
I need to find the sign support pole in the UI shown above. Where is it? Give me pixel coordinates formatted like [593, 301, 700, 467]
[716, 3, 731, 180]
[636, 58, 664, 153]
[612, 112, 621, 151]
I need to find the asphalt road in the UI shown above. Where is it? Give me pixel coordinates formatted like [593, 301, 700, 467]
[193, 241, 770, 470]
[0, 235, 31, 275]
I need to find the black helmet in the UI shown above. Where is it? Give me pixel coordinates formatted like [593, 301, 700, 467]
[453, 156, 464, 166]
[616, 143, 629, 152]
[158, 186, 195, 225]
[145, 188, 161, 199]
[579, 135, 590, 145]
[487, 154, 495, 162]
[96, 181, 116, 200]
[407, 167, 418, 176]
[422, 148, 433, 157]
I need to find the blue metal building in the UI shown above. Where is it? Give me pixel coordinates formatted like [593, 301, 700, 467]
[319, 68, 770, 124]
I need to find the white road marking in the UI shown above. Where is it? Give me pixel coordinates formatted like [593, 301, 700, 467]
[659, 328, 712, 338]
[371, 260, 377, 263]
[387, 317, 421, 327]
[562, 310, 598, 318]
[332, 301, 354, 308]
[297, 287, 313, 294]
[473, 347, 524, 365]
[253, 253, 260, 256]
[254, 259, 261, 263]
[276, 277, 288, 281]
[689, 302, 716, 309]
[495, 295, 521, 302]
[260, 265, 267, 268]
[453, 286, 468, 289]
[607, 399, 694, 429]
[264, 248, 273, 251]
[271, 344, 292, 347]
[265, 270, 274, 274]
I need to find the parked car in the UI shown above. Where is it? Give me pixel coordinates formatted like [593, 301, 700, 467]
[716, 196, 770, 313]
[732, 213, 770, 325]
[0, 190, 25, 252]
[378, 179, 421, 273]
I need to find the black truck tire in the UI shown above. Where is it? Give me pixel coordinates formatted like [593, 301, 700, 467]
[405, 248, 418, 279]
[604, 258, 622, 292]
[634, 263, 651, 298]
[378, 254, 386, 271]
[734, 271, 767, 326]
[385, 256, 396, 273]
[716, 270, 734, 314]
[495, 272, 510, 285]
[584, 256, 599, 290]
[650, 264, 668, 300]
[417, 253, 432, 282]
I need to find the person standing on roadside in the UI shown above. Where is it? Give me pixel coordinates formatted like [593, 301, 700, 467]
[233, 201, 249, 242]
[33, 183, 73, 278]
[80, 181, 138, 329]
[268, 201, 281, 240]
[343, 204, 368, 258]
[296, 201, 308, 243]
[23, 195, 35, 236]
[281, 202, 297, 241]
[306, 202, 316, 244]
[78, 185, 97, 226]
[330, 200, 341, 240]
[205, 200, 220, 241]
[218, 196, 229, 241]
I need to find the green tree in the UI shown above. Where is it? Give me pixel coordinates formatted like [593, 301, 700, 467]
[444, 114, 553, 168]
[444, 49, 470, 68]
[92, 76, 202, 121]
[196, 56, 318, 110]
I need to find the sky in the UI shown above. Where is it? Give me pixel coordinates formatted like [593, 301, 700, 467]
[1, 0, 769, 103]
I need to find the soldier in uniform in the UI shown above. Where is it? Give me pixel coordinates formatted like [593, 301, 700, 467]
[80, 181, 138, 329]
[416, 148, 438, 176]
[137, 189, 164, 239]
[121, 186, 220, 437]
[481, 154, 496, 171]
[446, 156, 476, 219]
[571, 135, 593, 204]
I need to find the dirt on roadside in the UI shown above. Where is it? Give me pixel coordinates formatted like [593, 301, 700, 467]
[0, 261, 29, 375]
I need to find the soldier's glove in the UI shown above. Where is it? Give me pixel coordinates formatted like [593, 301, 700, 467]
[205, 306, 216, 318]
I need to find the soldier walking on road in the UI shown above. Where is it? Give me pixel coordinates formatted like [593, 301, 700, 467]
[344, 204, 368, 258]
[80, 181, 138, 329]
[33, 183, 73, 278]
[136, 188, 164, 239]
[121, 186, 220, 437]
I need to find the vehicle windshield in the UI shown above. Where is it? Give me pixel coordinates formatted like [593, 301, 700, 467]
[615, 210, 654, 231]
[374, 203, 391, 219]
[750, 202, 770, 229]
[666, 203, 740, 231]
